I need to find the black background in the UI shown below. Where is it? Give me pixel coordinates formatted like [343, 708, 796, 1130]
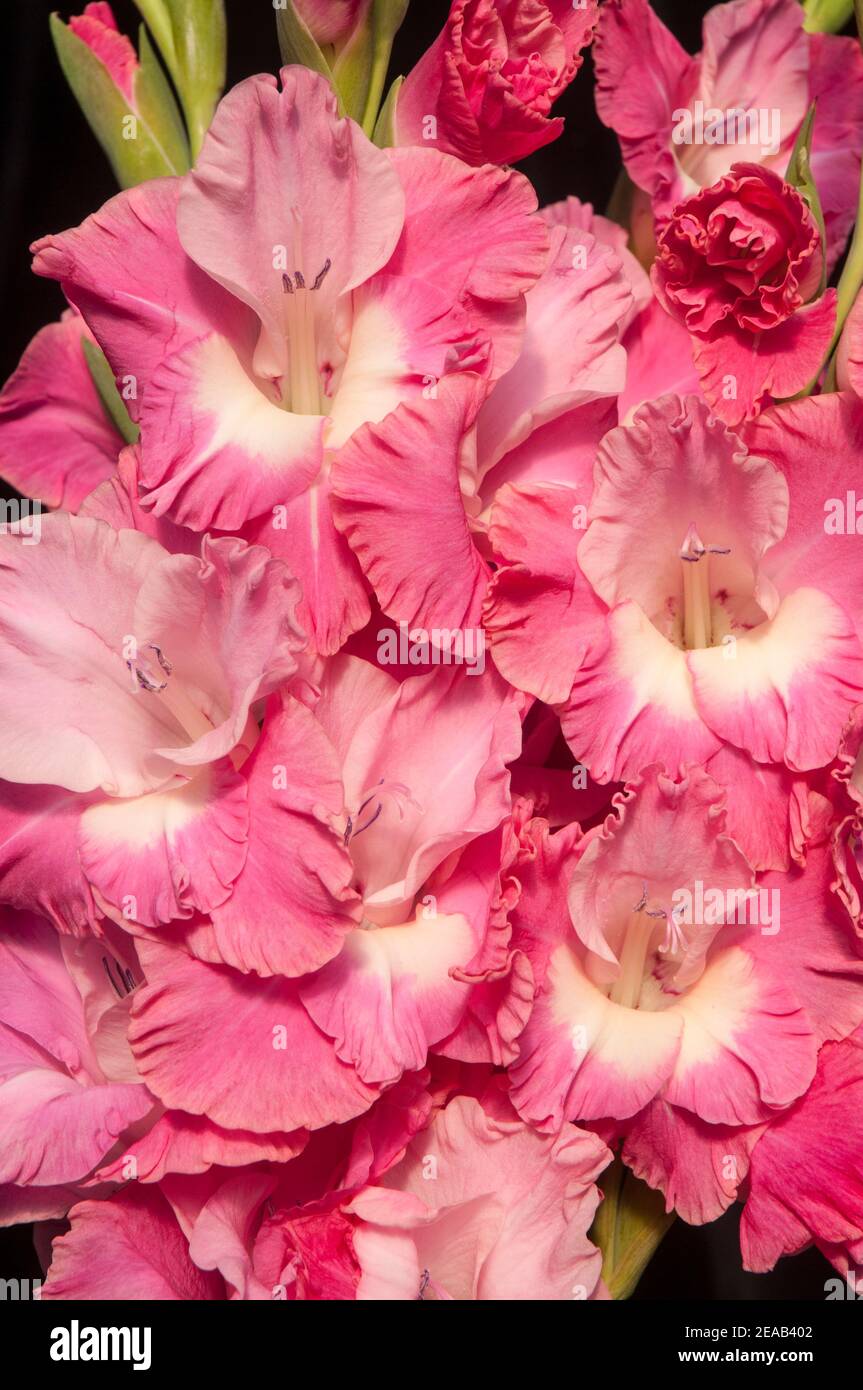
[0, 0, 839, 1300]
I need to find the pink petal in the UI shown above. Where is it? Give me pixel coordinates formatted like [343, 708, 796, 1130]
[69, 3, 138, 104]
[578, 395, 789, 630]
[43, 1187, 224, 1299]
[32, 178, 248, 417]
[476, 223, 630, 472]
[78, 761, 249, 928]
[137, 330, 325, 531]
[98, 1111, 305, 1183]
[485, 482, 607, 706]
[622, 1099, 756, 1225]
[618, 299, 700, 423]
[808, 33, 863, 271]
[688, 587, 863, 771]
[384, 146, 549, 381]
[331, 374, 490, 633]
[740, 1032, 863, 1271]
[243, 481, 370, 657]
[594, 0, 696, 213]
[560, 601, 722, 784]
[691, 293, 837, 426]
[322, 659, 522, 924]
[209, 696, 360, 978]
[349, 1094, 609, 1301]
[129, 939, 379, 1133]
[0, 782, 97, 935]
[0, 313, 120, 509]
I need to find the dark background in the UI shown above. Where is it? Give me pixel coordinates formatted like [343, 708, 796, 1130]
[0, 0, 836, 1300]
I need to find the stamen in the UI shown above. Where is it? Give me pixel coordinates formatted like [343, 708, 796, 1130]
[344, 778, 420, 844]
[312, 258, 332, 291]
[294, 270, 306, 290]
[126, 643, 215, 744]
[282, 272, 294, 295]
[351, 801, 384, 840]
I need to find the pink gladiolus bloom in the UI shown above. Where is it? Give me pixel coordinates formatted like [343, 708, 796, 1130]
[121, 655, 525, 1134]
[507, 770, 863, 1208]
[0, 511, 303, 932]
[33, 66, 547, 653]
[485, 394, 863, 811]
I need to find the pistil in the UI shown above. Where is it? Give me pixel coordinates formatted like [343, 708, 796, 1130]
[680, 523, 711, 650]
[609, 884, 666, 1009]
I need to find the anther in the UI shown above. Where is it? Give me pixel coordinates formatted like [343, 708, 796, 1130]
[312, 259, 332, 291]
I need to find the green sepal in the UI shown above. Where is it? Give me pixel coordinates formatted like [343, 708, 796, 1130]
[590, 1157, 675, 1301]
[372, 74, 403, 146]
[82, 338, 139, 447]
[785, 101, 828, 296]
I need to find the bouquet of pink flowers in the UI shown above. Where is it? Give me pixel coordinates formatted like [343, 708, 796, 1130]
[2, 0, 863, 1305]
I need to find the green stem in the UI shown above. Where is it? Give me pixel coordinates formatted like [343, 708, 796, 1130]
[803, 0, 854, 31]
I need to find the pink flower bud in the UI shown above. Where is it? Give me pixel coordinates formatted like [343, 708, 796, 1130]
[394, 0, 598, 166]
[67, 1, 138, 103]
[293, 0, 368, 46]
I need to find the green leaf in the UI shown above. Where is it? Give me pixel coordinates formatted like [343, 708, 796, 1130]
[372, 74, 403, 146]
[785, 101, 828, 295]
[82, 339, 139, 447]
[50, 12, 189, 186]
[134, 0, 227, 158]
[590, 1157, 675, 1300]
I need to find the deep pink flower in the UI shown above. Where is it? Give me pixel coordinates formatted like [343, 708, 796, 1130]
[394, 0, 599, 166]
[652, 164, 835, 423]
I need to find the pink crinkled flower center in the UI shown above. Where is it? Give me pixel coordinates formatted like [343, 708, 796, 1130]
[655, 163, 822, 337]
[456, 0, 567, 120]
